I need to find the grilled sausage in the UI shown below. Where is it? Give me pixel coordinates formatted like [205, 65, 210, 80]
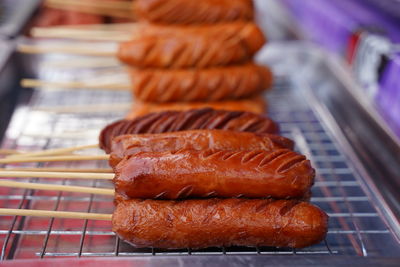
[112, 198, 328, 249]
[134, 0, 254, 24]
[113, 149, 314, 199]
[109, 130, 294, 168]
[118, 22, 265, 68]
[127, 64, 272, 103]
[126, 97, 267, 119]
[99, 108, 279, 153]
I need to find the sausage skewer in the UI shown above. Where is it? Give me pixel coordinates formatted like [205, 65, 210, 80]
[0, 128, 292, 166]
[1, 108, 281, 161]
[20, 22, 266, 69]
[0, 198, 328, 249]
[21, 63, 273, 103]
[100, 108, 280, 153]
[114, 148, 314, 200]
[109, 130, 294, 167]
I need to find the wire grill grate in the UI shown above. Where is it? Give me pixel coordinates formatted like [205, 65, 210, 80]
[0, 69, 399, 259]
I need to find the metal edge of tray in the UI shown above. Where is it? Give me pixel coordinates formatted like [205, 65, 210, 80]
[288, 42, 400, 241]
[0, 0, 41, 38]
[0, 255, 399, 267]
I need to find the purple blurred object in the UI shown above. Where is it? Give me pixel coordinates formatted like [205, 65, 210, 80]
[364, 0, 400, 22]
[282, 0, 400, 52]
[377, 55, 400, 135]
[281, 0, 400, 137]
[282, 0, 354, 54]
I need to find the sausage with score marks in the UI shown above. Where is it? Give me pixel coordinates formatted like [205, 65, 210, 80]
[109, 130, 294, 168]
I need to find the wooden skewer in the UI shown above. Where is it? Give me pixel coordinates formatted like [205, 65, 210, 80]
[47, 0, 133, 12]
[39, 58, 121, 69]
[18, 44, 115, 57]
[34, 22, 136, 31]
[0, 154, 109, 164]
[0, 149, 24, 155]
[45, 0, 132, 10]
[31, 28, 130, 42]
[21, 79, 130, 91]
[0, 171, 113, 179]
[0, 208, 112, 221]
[33, 22, 137, 31]
[6, 144, 98, 159]
[0, 167, 112, 173]
[33, 103, 132, 113]
[0, 180, 114, 196]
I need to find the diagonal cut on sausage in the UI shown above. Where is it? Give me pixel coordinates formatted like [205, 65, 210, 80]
[109, 130, 295, 168]
[99, 108, 280, 153]
[128, 63, 272, 103]
[118, 22, 265, 68]
[112, 198, 328, 249]
[113, 149, 314, 199]
[134, 0, 254, 24]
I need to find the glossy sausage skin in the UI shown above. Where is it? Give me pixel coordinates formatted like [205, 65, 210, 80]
[127, 64, 272, 103]
[113, 149, 314, 199]
[134, 0, 254, 24]
[118, 23, 265, 68]
[112, 198, 328, 249]
[100, 108, 279, 153]
[126, 97, 267, 119]
[109, 130, 294, 168]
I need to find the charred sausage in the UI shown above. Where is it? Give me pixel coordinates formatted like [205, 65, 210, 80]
[100, 108, 279, 153]
[113, 149, 314, 199]
[127, 63, 272, 103]
[112, 198, 328, 249]
[109, 130, 294, 167]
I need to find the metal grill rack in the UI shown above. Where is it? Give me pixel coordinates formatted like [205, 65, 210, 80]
[0, 44, 399, 260]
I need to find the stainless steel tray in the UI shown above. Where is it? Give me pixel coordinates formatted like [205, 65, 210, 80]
[0, 42, 399, 264]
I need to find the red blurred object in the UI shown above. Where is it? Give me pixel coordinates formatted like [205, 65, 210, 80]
[30, 7, 104, 28]
[347, 30, 363, 64]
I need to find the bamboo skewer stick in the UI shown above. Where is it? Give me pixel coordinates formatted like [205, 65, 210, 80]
[18, 44, 115, 56]
[0, 167, 113, 173]
[0, 149, 24, 155]
[0, 208, 112, 221]
[34, 22, 137, 31]
[33, 103, 132, 113]
[39, 58, 121, 69]
[31, 28, 130, 41]
[0, 180, 114, 196]
[0, 171, 113, 179]
[46, 0, 133, 12]
[6, 144, 98, 159]
[21, 79, 130, 91]
[0, 155, 109, 164]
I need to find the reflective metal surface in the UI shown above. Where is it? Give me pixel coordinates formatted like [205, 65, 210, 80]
[0, 42, 399, 263]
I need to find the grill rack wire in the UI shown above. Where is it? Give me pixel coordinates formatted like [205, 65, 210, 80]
[0, 63, 399, 260]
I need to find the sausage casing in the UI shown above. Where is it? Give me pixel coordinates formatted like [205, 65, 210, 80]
[109, 130, 294, 168]
[134, 0, 254, 24]
[112, 198, 328, 249]
[113, 149, 314, 199]
[127, 64, 272, 103]
[100, 108, 279, 153]
[126, 97, 267, 119]
[118, 22, 265, 68]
